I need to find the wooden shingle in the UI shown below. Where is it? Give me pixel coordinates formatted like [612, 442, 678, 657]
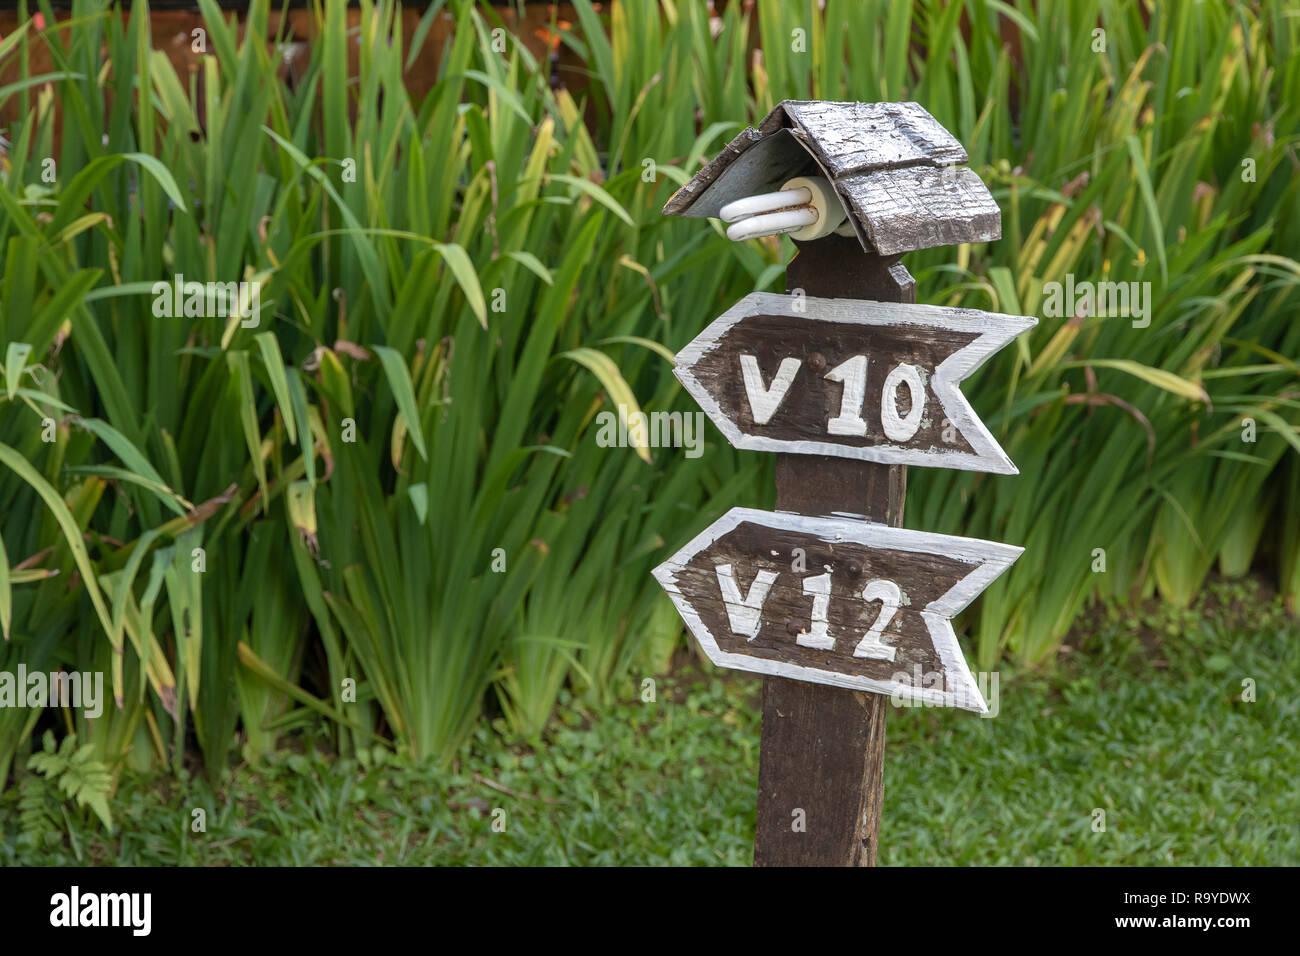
[663, 100, 1000, 255]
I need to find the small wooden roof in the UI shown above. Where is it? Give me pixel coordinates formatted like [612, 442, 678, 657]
[663, 101, 1000, 256]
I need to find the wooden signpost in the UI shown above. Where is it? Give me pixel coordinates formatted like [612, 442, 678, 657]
[655, 100, 1033, 866]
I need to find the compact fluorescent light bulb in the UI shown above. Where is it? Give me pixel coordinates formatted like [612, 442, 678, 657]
[718, 176, 852, 242]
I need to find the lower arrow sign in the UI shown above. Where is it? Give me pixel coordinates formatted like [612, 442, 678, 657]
[652, 508, 1022, 713]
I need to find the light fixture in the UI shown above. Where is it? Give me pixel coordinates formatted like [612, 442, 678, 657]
[718, 176, 855, 242]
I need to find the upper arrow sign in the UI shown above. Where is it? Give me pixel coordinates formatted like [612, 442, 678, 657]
[652, 507, 1023, 713]
[675, 292, 1035, 474]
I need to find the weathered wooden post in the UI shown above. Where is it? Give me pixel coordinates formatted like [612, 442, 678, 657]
[654, 102, 1034, 866]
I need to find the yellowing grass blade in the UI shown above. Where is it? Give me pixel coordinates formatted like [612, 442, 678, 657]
[1064, 359, 1209, 404]
[559, 348, 652, 463]
[0, 535, 10, 641]
[0, 443, 117, 700]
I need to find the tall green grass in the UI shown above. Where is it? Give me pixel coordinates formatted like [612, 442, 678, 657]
[0, 0, 761, 783]
[0, 0, 1296, 791]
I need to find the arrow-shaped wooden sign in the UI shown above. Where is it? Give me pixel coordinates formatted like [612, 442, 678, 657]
[652, 507, 1022, 713]
[674, 292, 1035, 474]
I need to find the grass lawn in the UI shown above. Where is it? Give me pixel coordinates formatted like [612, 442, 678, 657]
[3, 578, 1295, 866]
